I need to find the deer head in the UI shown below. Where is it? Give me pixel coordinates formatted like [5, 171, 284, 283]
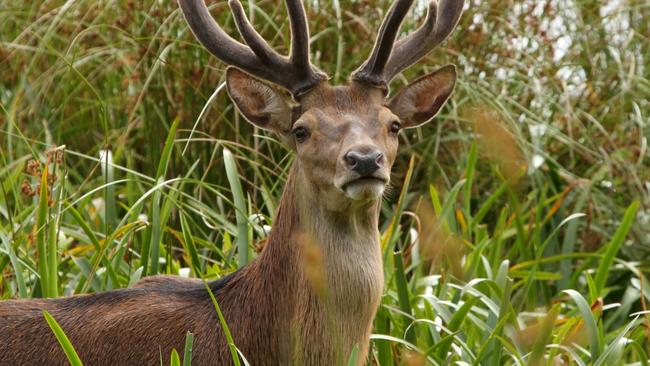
[179, 0, 463, 213]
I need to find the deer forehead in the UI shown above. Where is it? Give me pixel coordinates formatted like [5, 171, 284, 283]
[299, 107, 395, 143]
[300, 83, 385, 108]
[298, 84, 396, 131]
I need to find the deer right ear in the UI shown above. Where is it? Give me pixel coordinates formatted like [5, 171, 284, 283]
[226, 67, 294, 135]
[388, 65, 457, 128]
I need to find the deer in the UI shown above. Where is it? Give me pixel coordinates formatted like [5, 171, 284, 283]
[0, 0, 464, 364]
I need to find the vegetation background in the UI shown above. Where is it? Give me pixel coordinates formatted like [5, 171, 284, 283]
[1, 0, 649, 364]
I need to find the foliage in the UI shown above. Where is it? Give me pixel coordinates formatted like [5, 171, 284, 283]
[1, 0, 649, 364]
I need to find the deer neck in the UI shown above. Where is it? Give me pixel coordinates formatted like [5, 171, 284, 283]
[261, 163, 384, 266]
[255, 164, 384, 363]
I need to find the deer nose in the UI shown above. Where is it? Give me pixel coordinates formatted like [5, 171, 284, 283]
[344, 150, 384, 176]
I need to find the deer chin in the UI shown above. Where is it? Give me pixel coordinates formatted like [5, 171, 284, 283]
[342, 177, 386, 201]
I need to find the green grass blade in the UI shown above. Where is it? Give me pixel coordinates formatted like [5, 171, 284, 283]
[170, 349, 180, 366]
[43, 311, 83, 366]
[439, 179, 465, 233]
[594, 200, 639, 297]
[145, 117, 181, 276]
[180, 212, 202, 276]
[374, 307, 393, 366]
[563, 289, 602, 361]
[155, 117, 181, 180]
[100, 149, 116, 232]
[393, 250, 414, 343]
[47, 174, 64, 297]
[433, 296, 479, 360]
[463, 143, 477, 229]
[36, 164, 50, 298]
[203, 281, 241, 366]
[66, 204, 119, 288]
[148, 184, 163, 276]
[183, 332, 194, 366]
[346, 344, 359, 366]
[382, 155, 416, 251]
[594, 316, 640, 366]
[0, 235, 27, 297]
[223, 148, 249, 268]
[47, 203, 58, 297]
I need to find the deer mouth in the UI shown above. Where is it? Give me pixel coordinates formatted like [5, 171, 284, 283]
[341, 176, 388, 200]
[343, 177, 388, 187]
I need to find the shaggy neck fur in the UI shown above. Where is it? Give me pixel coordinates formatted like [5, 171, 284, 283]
[252, 163, 384, 364]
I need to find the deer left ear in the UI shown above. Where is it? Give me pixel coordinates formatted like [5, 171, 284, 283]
[225, 67, 294, 135]
[388, 65, 457, 128]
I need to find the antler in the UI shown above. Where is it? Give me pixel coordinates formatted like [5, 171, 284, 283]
[178, 0, 327, 96]
[351, 0, 464, 90]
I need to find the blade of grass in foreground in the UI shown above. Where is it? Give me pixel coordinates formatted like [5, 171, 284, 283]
[431, 296, 479, 360]
[149, 117, 181, 276]
[203, 281, 241, 366]
[346, 344, 359, 366]
[463, 143, 477, 234]
[155, 117, 180, 180]
[224, 147, 249, 268]
[147, 183, 163, 276]
[180, 211, 203, 276]
[183, 331, 194, 366]
[43, 311, 83, 366]
[393, 250, 414, 343]
[564, 289, 602, 362]
[36, 164, 50, 298]
[594, 200, 639, 297]
[170, 349, 181, 366]
[382, 155, 416, 251]
[0, 229, 27, 298]
[48, 172, 65, 297]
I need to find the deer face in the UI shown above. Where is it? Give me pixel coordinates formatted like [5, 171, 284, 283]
[294, 85, 397, 204]
[226, 65, 456, 208]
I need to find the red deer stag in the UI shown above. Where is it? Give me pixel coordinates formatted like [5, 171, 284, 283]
[0, 0, 464, 364]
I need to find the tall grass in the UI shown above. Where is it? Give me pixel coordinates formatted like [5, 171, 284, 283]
[1, 0, 649, 364]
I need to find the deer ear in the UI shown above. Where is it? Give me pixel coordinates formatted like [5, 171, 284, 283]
[226, 67, 294, 135]
[388, 65, 456, 128]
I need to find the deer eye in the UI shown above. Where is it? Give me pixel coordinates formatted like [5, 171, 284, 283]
[389, 121, 402, 135]
[292, 126, 310, 142]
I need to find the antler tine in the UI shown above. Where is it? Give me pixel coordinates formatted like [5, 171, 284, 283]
[351, 0, 415, 88]
[228, 0, 277, 64]
[285, 0, 311, 77]
[385, 0, 464, 81]
[178, 0, 327, 96]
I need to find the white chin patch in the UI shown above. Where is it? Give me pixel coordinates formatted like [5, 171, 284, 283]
[344, 180, 385, 201]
